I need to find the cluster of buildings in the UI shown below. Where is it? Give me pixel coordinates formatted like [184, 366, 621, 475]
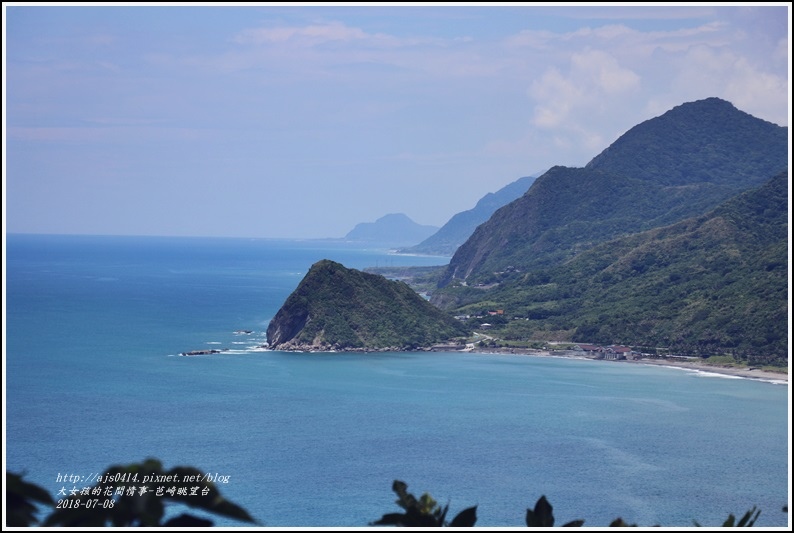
[575, 344, 634, 360]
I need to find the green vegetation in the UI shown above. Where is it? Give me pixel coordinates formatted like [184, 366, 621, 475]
[438, 168, 746, 288]
[10, 466, 784, 527]
[438, 99, 786, 289]
[427, 98, 788, 367]
[373, 480, 776, 528]
[438, 172, 788, 366]
[585, 97, 789, 188]
[266, 101, 788, 365]
[371, 480, 478, 527]
[6, 459, 257, 527]
[399, 175, 537, 256]
[266, 260, 470, 350]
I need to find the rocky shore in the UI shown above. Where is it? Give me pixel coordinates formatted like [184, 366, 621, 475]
[257, 341, 788, 384]
[260, 342, 444, 353]
[179, 348, 229, 356]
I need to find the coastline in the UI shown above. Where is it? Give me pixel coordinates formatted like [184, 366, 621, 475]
[266, 343, 788, 384]
[622, 357, 789, 383]
[464, 347, 789, 384]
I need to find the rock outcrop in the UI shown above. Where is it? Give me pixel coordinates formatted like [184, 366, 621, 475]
[266, 260, 469, 351]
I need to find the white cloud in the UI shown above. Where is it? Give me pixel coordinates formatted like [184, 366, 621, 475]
[507, 21, 727, 55]
[169, 20, 504, 83]
[660, 44, 789, 126]
[570, 49, 641, 94]
[529, 68, 580, 128]
[7, 7, 789, 238]
[529, 48, 640, 145]
[774, 36, 788, 63]
[502, 15, 788, 168]
[232, 21, 442, 50]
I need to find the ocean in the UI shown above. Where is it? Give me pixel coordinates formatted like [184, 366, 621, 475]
[4, 234, 790, 528]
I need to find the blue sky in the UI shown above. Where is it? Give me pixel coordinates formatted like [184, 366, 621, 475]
[3, 3, 791, 239]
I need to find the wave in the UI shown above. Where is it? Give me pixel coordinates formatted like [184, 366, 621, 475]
[657, 364, 787, 384]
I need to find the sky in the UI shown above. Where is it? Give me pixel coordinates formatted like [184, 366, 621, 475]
[3, 3, 791, 239]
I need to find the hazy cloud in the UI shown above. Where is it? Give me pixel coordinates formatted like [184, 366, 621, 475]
[233, 21, 444, 49]
[235, 22, 374, 46]
[506, 21, 727, 53]
[5, 6, 789, 239]
[528, 49, 640, 154]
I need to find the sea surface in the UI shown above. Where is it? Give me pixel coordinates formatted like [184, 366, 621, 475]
[4, 234, 790, 528]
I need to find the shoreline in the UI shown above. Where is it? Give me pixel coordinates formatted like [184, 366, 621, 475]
[263, 343, 788, 384]
[464, 347, 789, 384]
[621, 357, 789, 383]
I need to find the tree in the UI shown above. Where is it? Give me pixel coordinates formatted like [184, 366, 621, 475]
[6, 458, 258, 527]
[5, 466, 783, 528]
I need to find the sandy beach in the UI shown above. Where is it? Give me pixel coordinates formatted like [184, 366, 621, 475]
[622, 357, 789, 383]
[465, 347, 789, 384]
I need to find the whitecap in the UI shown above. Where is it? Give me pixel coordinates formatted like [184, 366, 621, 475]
[689, 369, 743, 380]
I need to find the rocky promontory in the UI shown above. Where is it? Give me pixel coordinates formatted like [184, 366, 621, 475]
[266, 259, 469, 351]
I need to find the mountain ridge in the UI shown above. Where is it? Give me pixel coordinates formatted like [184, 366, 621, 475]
[440, 171, 788, 364]
[266, 97, 788, 362]
[399, 175, 538, 256]
[436, 97, 788, 288]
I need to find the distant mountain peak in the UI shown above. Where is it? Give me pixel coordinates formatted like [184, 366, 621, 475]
[344, 213, 439, 247]
[375, 213, 413, 222]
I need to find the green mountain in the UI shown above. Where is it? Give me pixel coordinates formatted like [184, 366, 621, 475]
[399, 175, 538, 256]
[441, 171, 789, 365]
[266, 260, 469, 351]
[436, 98, 788, 289]
[344, 213, 439, 247]
[267, 97, 787, 362]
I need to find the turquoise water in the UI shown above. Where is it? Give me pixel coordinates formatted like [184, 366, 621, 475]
[4, 234, 790, 527]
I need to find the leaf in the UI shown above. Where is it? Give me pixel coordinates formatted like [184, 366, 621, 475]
[526, 495, 555, 527]
[371, 512, 409, 526]
[159, 466, 257, 524]
[401, 508, 442, 527]
[43, 499, 113, 527]
[419, 492, 438, 514]
[449, 505, 478, 527]
[562, 519, 585, 527]
[41, 459, 257, 527]
[393, 480, 418, 512]
[735, 507, 760, 527]
[436, 502, 449, 525]
[5, 472, 55, 526]
[163, 513, 214, 527]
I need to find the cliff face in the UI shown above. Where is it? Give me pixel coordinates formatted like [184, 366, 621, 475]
[266, 260, 469, 351]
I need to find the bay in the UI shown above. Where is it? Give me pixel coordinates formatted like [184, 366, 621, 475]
[4, 234, 789, 528]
